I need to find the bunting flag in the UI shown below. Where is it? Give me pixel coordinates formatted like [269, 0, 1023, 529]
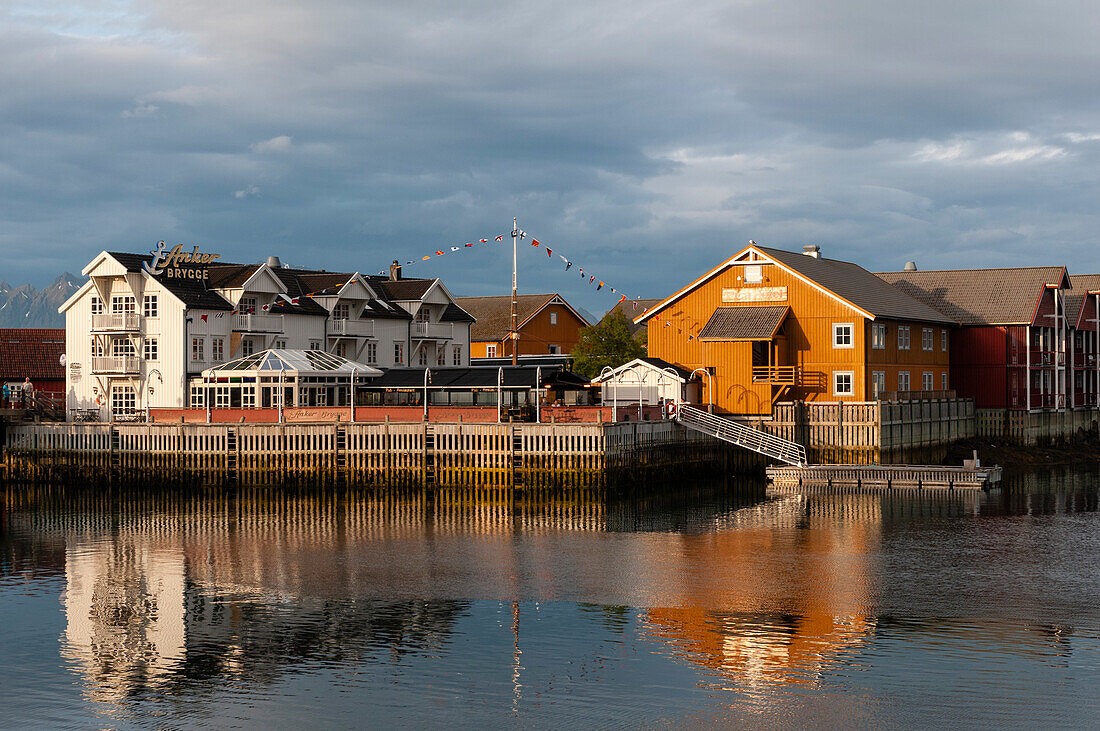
[597, 281, 603, 290]
[422, 255, 431, 260]
[479, 239, 488, 243]
[450, 246, 459, 252]
[435, 250, 444, 255]
[495, 235, 504, 241]
[200, 314, 208, 323]
[546, 248, 552, 258]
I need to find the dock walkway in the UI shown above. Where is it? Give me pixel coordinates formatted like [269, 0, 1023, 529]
[766, 463, 1002, 490]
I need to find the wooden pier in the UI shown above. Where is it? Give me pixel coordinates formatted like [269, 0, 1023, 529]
[765, 463, 1002, 490]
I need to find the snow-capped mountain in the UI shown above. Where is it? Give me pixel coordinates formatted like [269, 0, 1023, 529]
[0, 273, 80, 328]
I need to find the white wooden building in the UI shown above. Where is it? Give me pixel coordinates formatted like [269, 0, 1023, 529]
[590, 357, 702, 407]
[60, 249, 474, 419]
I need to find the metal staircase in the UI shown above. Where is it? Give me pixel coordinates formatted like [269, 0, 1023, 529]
[675, 404, 808, 467]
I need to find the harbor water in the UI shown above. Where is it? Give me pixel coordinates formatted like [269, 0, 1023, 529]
[1, 470, 1098, 728]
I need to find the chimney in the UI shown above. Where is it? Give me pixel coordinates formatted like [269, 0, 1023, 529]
[802, 244, 821, 259]
[904, 261, 918, 271]
[389, 260, 402, 281]
[266, 256, 282, 269]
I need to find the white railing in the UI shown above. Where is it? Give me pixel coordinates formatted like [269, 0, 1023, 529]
[91, 356, 141, 374]
[234, 313, 284, 332]
[412, 321, 453, 339]
[91, 312, 141, 331]
[327, 319, 375, 338]
[676, 404, 807, 466]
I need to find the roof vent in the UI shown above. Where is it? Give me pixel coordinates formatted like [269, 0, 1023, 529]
[266, 256, 282, 269]
[904, 261, 918, 271]
[802, 244, 821, 259]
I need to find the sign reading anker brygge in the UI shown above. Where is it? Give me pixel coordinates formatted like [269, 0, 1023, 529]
[143, 241, 222, 279]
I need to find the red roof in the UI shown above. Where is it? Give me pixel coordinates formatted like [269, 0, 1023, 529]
[0, 328, 65, 381]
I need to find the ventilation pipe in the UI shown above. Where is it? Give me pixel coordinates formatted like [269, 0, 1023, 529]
[904, 261, 918, 271]
[802, 244, 821, 259]
[266, 256, 282, 269]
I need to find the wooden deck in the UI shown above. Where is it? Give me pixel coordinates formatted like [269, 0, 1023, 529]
[766, 463, 1002, 490]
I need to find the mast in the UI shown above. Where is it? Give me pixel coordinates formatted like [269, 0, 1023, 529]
[511, 217, 519, 365]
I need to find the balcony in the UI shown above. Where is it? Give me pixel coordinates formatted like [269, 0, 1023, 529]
[1029, 393, 1066, 410]
[92, 356, 141, 374]
[327, 318, 375, 338]
[234, 313, 284, 333]
[412, 321, 453, 339]
[91, 312, 141, 332]
[751, 365, 801, 385]
[1030, 350, 1065, 366]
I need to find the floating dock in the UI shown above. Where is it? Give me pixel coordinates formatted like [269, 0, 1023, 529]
[766, 463, 1002, 490]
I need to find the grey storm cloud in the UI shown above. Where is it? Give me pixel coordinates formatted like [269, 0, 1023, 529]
[3, 0, 1100, 313]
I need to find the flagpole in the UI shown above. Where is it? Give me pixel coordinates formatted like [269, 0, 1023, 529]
[511, 216, 518, 366]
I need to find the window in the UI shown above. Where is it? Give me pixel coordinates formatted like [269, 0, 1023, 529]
[871, 371, 886, 399]
[143, 294, 158, 318]
[898, 371, 910, 391]
[833, 323, 854, 349]
[212, 338, 224, 362]
[436, 347, 446, 366]
[215, 386, 231, 409]
[241, 338, 254, 356]
[452, 345, 461, 366]
[898, 326, 911, 350]
[333, 303, 350, 319]
[309, 340, 321, 350]
[274, 338, 287, 349]
[240, 297, 257, 314]
[192, 337, 204, 361]
[189, 383, 205, 408]
[91, 296, 104, 315]
[419, 348, 429, 366]
[922, 327, 933, 351]
[111, 295, 136, 313]
[143, 338, 158, 361]
[745, 264, 763, 283]
[922, 371, 934, 391]
[336, 341, 349, 358]
[394, 342, 404, 365]
[112, 339, 135, 357]
[366, 342, 378, 364]
[550, 311, 558, 326]
[110, 385, 136, 416]
[416, 308, 430, 323]
[941, 372, 949, 390]
[486, 344, 498, 358]
[941, 329, 949, 352]
[91, 338, 104, 357]
[872, 323, 886, 349]
[833, 371, 854, 396]
[548, 344, 561, 354]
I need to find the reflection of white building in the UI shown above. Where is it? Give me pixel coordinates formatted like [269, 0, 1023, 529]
[591, 357, 700, 406]
[62, 542, 186, 702]
[59, 248, 474, 419]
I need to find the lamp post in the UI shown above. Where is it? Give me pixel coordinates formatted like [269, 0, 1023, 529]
[598, 366, 617, 422]
[535, 366, 542, 423]
[658, 367, 680, 416]
[278, 368, 285, 423]
[350, 367, 357, 423]
[497, 366, 504, 423]
[423, 367, 431, 420]
[690, 368, 713, 413]
[145, 368, 162, 423]
[205, 373, 211, 424]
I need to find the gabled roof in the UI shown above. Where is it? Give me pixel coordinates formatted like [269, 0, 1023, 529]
[456, 294, 588, 342]
[1067, 274, 1100, 329]
[439, 303, 476, 323]
[202, 349, 382, 377]
[876, 266, 1069, 326]
[0, 328, 65, 381]
[373, 278, 438, 301]
[637, 245, 952, 326]
[698, 306, 789, 341]
[589, 357, 695, 384]
[105, 252, 234, 311]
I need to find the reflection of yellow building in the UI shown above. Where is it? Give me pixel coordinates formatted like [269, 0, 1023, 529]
[62, 542, 186, 703]
[641, 493, 881, 691]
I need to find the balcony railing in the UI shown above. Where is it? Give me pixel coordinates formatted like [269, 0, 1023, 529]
[91, 312, 141, 332]
[750, 365, 801, 385]
[412, 321, 453, 339]
[1030, 350, 1066, 366]
[233, 313, 284, 333]
[327, 319, 375, 338]
[91, 356, 141, 374]
[879, 389, 957, 401]
[1030, 393, 1066, 409]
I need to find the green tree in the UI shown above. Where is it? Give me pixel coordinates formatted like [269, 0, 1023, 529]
[572, 309, 645, 377]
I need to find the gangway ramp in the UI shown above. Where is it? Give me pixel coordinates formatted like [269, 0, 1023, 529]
[675, 404, 807, 467]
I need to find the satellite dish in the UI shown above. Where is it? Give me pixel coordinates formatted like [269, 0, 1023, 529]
[59, 354, 66, 366]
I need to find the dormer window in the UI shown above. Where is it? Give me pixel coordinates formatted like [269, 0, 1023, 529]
[240, 297, 257, 314]
[416, 308, 430, 323]
[334, 303, 351, 319]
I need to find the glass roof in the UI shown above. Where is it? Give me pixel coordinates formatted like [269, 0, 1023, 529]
[202, 349, 383, 377]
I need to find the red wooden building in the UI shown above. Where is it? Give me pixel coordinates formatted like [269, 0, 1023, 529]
[0, 328, 66, 400]
[1066, 274, 1100, 408]
[878, 267, 1070, 411]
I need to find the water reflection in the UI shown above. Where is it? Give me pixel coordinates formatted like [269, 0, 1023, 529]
[0, 475, 1097, 727]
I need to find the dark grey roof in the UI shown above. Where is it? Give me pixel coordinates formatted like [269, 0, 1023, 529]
[373, 278, 437, 301]
[1067, 274, 1100, 327]
[364, 366, 585, 389]
[876, 266, 1067, 325]
[440, 303, 476, 323]
[107, 252, 234, 311]
[698, 306, 789, 340]
[759, 247, 953, 324]
[361, 299, 412, 320]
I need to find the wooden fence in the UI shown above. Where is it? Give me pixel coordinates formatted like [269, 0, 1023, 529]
[1, 419, 753, 488]
[976, 407, 1100, 445]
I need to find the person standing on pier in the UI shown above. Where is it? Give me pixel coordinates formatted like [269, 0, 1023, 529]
[1, 382, 8, 409]
[22, 378, 33, 408]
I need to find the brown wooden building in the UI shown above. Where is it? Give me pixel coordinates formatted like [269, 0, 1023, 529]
[636, 244, 952, 415]
[457, 294, 589, 358]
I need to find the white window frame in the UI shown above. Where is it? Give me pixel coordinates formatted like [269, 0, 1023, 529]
[871, 323, 886, 350]
[309, 340, 322, 351]
[833, 371, 855, 396]
[143, 294, 158, 318]
[110, 385, 137, 416]
[90, 338, 104, 357]
[394, 342, 404, 365]
[90, 296, 104, 315]
[143, 337, 158, 361]
[212, 338, 224, 362]
[832, 323, 854, 349]
[898, 326, 911, 351]
[548, 344, 561, 354]
[419, 348, 429, 366]
[112, 339, 136, 357]
[274, 338, 287, 349]
[941, 329, 949, 352]
[111, 295, 136, 314]
[452, 345, 461, 366]
[922, 327, 933, 351]
[922, 371, 934, 391]
[333, 303, 351, 320]
[871, 371, 886, 399]
[744, 264, 763, 284]
[550, 311, 558, 326]
[941, 372, 949, 390]
[898, 371, 910, 391]
[436, 347, 446, 366]
[366, 342, 378, 364]
[240, 297, 257, 314]
[486, 344, 498, 358]
[191, 337, 204, 361]
[241, 338, 254, 357]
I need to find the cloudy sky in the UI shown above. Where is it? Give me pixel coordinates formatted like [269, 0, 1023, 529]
[4, 0, 1100, 313]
